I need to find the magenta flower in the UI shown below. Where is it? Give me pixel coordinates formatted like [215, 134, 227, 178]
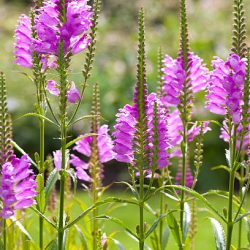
[70, 125, 115, 181]
[0, 155, 37, 218]
[46, 80, 81, 103]
[67, 82, 81, 103]
[168, 109, 211, 157]
[33, 0, 92, 56]
[161, 52, 209, 107]
[175, 163, 193, 188]
[206, 53, 246, 124]
[14, 15, 33, 68]
[220, 120, 250, 150]
[113, 93, 171, 168]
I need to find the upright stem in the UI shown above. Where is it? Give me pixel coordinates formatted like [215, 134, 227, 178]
[3, 219, 6, 250]
[226, 127, 237, 250]
[237, 161, 244, 249]
[39, 118, 45, 250]
[180, 122, 188, 241]
[139, 167, 145, 250]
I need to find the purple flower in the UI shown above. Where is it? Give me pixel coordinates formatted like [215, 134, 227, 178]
[113, 92, 171, 169]
[168, 109, 210, 157]
[175, 163, 193, 188]
[46, 80, 81, 103]
[161, 52, 209, 107]
[67, 82, 81, 103]
[220, 120, 250, 150]
[206, 53, 246, 124]
[70, 125, 115, 181]
[14, 15, 33, 68]
[33, 0, 93, 56]
[0, 155, 37, 218]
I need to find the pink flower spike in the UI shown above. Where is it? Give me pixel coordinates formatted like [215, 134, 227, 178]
[47, 80, 60, 96]
[67, 82, 81, 103]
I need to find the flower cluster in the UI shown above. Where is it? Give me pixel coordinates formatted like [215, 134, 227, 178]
[46, 80, 81, 103]
[33, 0, 93, 56]
[14, 0, 93, 68]
[161, 53, 209, 107]
[206, 53, 246, 124]
[0, 155, 37, 218]
[113, 92, 171, 169]
[53, 125, 115, 182]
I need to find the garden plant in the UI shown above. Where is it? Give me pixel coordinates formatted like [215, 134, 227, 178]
[0, 0, 250, 249]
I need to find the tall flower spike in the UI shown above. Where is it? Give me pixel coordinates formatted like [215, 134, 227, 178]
[0, 155, 37, 218]
[0, 73, 14, 167]
[157, 47, 164, 97]
[178, 0, 192, 121]
[133, 8, 150, 170]
[232, 0, 247, 58]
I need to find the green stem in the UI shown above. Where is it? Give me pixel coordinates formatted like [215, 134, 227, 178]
[92, 166, 98, 249]
[159, 187, 164, 248]
[139, 167, 145, 250]
[58, 123, 67, 250]
[226, 126, 237, 250]
[39, 119, 45, 250]
[3, 219, 6, 250]
[237, 163, 244, 249]
[180, 123, 188, 237]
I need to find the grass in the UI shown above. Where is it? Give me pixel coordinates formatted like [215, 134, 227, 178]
[23, 191, 250, 249]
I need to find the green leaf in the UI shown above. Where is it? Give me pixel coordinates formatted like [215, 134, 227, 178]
[209, 218, 226, 250]
[225, 149, 231, 168]
[11, 140, 38, 168]
[112, 239, 126, 250]
[36, 174, 46, 213]
[183, 202, 191, 242]
[162, 226, 170, 250]
[145, 213, 171, 239]
[44, 169, 59, 204]
[164, 185, 226, 223]
[67, 168, 77, 194]
[235, 211, 250, 223]
[74, 225, 88, 250]
[212, 165, 230, 173]
[68, 114, 99, 127]
[161, 191, 180, 202]
[244, 218, 250, 244]
[0, 240, 4, 250]
[167, 213, 182, 248]
[10, 216, 33, 241]
[16, 113, 59, 127]
[45, 240, 57, 250]
[95, 215, 139, 240]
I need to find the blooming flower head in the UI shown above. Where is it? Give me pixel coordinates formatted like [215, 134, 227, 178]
[168, 109, 211, 157]
[161, 52, 209, 107]
[14, 14, 33, 68]
[113, 92, 171, 169]
[46, 80, 81, 103]
[33, 0, 93, 56]
[52, 125, 115, 182]
[0, 155, 37, 218]
[206, 53, 246, 124]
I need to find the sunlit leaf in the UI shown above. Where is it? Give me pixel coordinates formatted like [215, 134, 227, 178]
[209, 217, 226, 250]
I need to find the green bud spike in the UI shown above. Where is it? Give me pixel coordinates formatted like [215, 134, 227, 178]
[232, 0, 247, 58]
[0, 72, 13, 167]
[157, 47, 164, 97]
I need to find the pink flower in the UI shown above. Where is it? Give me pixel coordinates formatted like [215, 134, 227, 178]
[67, 82, 81, 103]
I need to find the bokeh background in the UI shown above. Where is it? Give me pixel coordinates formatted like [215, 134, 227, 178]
[0, 0, 250, 190]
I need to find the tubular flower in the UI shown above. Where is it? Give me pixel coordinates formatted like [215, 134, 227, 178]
[46, 80, 81, 103]
[168, 109, 210, 157]
[14, 14, 33, 68]
[175, 162, 193, 188]
[0, 155, 37, 218]
[161, 52, 209, 107]
[70, 125, 115, 181]
[220, 120, 250, 150]
[206, 53, 246, 124]
[113, 92, 171, 169]
[33, 0, 93, 56]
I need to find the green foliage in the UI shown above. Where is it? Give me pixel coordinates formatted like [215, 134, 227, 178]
[0, 72, 13, 167]
[232, 0, 247, 58]
[210, 218, 226, 250]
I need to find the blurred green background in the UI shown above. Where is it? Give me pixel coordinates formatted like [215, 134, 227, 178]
[0, 0, 250, 190]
